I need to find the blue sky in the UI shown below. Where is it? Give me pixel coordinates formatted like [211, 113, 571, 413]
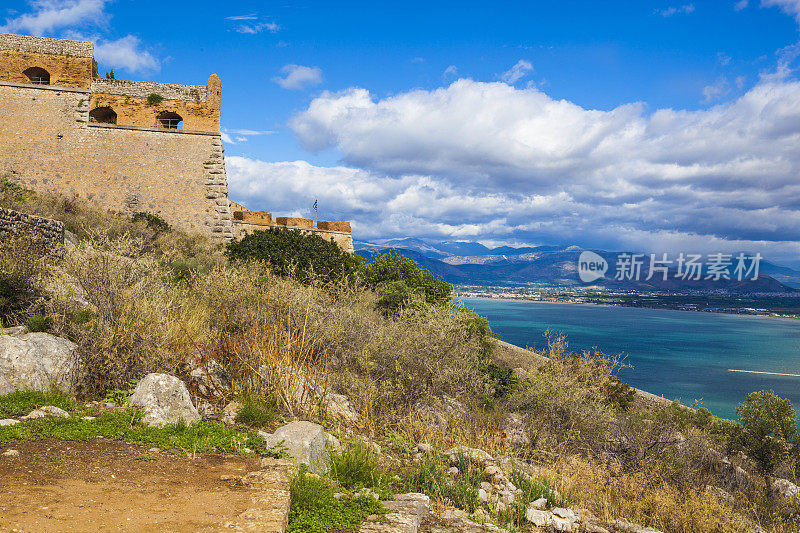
[4, 1, 800, 264]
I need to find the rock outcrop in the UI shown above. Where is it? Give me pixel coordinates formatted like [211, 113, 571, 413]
[0, 332, 77, 394]
[128, 373, 200, 427]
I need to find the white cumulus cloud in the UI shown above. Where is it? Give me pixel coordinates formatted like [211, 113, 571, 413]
[0, 0, 109, 35]
[94, 35, 159, 74]
[273, 64, 323, 90]
[762, 0, 800, 23]
[280, 75, 800, 261]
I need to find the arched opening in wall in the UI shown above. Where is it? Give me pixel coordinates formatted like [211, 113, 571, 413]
[157, 111, 183, 130]
[23, 67, 50, 85]
[89, 106, 118, 124]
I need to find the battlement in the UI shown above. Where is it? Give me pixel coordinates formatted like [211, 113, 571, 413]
[92, 79, 209, 103]
[0, 33, 93, 58]
[231, 205, 354, 253]
[0, 33, 220, 132]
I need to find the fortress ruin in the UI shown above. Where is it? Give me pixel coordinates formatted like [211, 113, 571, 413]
[0, 33, 352, 250]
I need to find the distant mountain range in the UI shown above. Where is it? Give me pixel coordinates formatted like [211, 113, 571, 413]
[355, 239, 800, 293]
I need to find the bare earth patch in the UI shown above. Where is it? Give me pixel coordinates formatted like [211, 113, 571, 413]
[0, 438, 285, 532]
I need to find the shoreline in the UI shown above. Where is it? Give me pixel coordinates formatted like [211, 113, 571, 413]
[455, 294, 800, 322]
[492, 338, 678, 412]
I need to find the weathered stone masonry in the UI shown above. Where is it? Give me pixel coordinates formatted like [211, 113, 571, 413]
[0, 33, 233, 240]
[0, 207, 64, 255]
[0, 32, 353, 248]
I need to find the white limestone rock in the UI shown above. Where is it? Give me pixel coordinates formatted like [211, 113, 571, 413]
[261, 421, 331, 474]
[0, 333, 77, 394]
[128, 373, 200, 428]
[23, 405, 69, 419]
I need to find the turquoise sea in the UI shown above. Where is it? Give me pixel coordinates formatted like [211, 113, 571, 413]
[460, 298, 800, 420]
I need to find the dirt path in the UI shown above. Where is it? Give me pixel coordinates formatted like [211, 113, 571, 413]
[0, 438, 274, 532]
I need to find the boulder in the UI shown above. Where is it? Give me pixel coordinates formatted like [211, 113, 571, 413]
[324, 392, 359, 422]
[188, 359, 230, 399]
[503, 413, 530, 447]
[414, 395, 465, 431]
[611, 520, 663, 533]
[0, 333, 77, 394]
[444, 445, 493, 466]
[128, 373, 200, 427]
[531, 497, 548, 510]
[526, 508, 553, 527]
[261, 421, 331, 473]
[222, 400, 242, 425]
[772, 478, 799, 499]
[22, 405, 69, 419]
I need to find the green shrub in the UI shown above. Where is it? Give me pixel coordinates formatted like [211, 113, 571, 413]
[0, 389, 76, 418]
[361, 250, 451, 312]
[235, 395, 278, 428]
[104, 379, 138, 406]
[168, 258, 207, 283]
[288, 466, 385, 533]
[731, 390, 798, 494]
[25, 312, 52, 332]
[131, 212, 171, 233]
[0, 176, 27, 202]
[485, 363, 518, 398]
[146, 93, 164, 106]
[602, 375, 635, 411]
[226, 227, 363, 284]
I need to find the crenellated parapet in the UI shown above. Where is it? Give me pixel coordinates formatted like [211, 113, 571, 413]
[231, 205, 354, 253]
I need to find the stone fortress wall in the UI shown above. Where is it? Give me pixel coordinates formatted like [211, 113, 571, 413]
[231, 203, 354, 253]
[0, 32, 352, 248]
[0, 33, 232, 239]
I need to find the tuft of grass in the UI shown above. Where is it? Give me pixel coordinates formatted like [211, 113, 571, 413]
[135, 454, 156, 461]
[146, 93, 164, 106]
[0, 409, 285, 457]
[104, 379, 138, 406]
[403, 451, 481, 512]
[287, 466, 385, 533]
[0, 389, 76, 418]
[330, 438, 393, 499]
[501, 469, 570, 527]
[235, 395, 278, 428]
[25, 312, 52, 333]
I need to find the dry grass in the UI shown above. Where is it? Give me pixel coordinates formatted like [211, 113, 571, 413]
[6, 186, 798, 532]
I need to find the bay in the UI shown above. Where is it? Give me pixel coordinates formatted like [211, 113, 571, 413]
[461, 298, 800, 420]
